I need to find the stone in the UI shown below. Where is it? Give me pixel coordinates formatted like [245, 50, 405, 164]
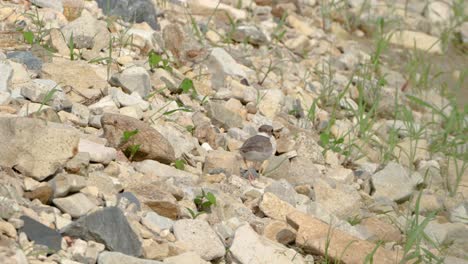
[49, 173, 86, 198]
[142, 240, 169, 260]
[0, 196, 21, 220]
[110, 88, 149, 110]
[0, 61, 13, 92]
[142, 212, 174, 231]
[232, 25, 268, 45]
[188, 0, 247, 22]
[117, 192, 141, 211]
[326, 167, 354, 183]
[0, 220, 17, 238]
[86, 241, 106, 264]
[42, 60, 107, 103]
[0, 117, 79, 180]
[206, 101, 243, 129]
[6, 51, 42, 72]
[62, 10, 109, 50]
[257, 89, 284, 119]
[95, 0, 159, 30]
[79, 139, 117, 165]
[386, 30, 443, 54]
[19, 215, 62, 252]
[207, 48, 247, 87]
[263, 220, 296, 245]
[61, 207, 142, 257]
[450, 202, 468, 224]
[173, 219, 225, 261]
[101, 113, 175, 164]
[313, 178, 362, 219]
[145, 201, 179, 221]
[49, 28, 70, 57]
[23, 184, 53, 204]
[264, 179, 297, 205]
[109, 67, 151, 98]
[204, 149, 242, 176]
[230, 224, 304, 264]
[65, 152, 90, 175]
[152, 123, 196, 159]
[372, 162, 416, 203]
[259, 192, 295, 221]
[53, 193, 97, 218]
[19, 79, 71, 110]
[98, 251, 163, 264]
[163, 251, 209, 264]
[31, 0, 63, 11]
[133, 160, 197, 182]
[425, 1, 452, 24]
[287, 211, 400, 264]
[87, 171, 122, 196]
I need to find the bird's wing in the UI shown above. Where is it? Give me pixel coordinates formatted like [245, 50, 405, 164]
[240, 135, 273, 153]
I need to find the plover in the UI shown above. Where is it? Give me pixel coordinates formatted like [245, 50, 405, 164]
[239, 125, 276, 182]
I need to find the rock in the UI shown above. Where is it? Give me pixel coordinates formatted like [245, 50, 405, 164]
[79, 139, 117, 165]
[173, 219, 225, 261]
[49, 173, 86, 198]
[152, 123, 196, 159]
[95, 0, 159, 30]
[19, 215, 62, 252]
[110, 88, 149, 110]
[62, 10, 109, 50]
[109, 66, 151, 98]
[232, 25, 268, 45]
[19, 79, 71, 110]
[133, 160, 197, 182]
[117, 192, 141, 211]
[287, 211, 399, 264]
[101, 113, 175, 164]
[85, 241, 106, 264]
[425, 1, 452, 24]
[42, 60, 107, 104]
[163, 251, 209, 264]
[206, 101, 243, 129]
[358, 217, 402, 243]
[142, 240, 169, 260]
[372, 162, 416, 203]
[0, 61, 13, 92]
[142, 212, 174, 231]
[23, 184, 53, 204]
[98, 251, 163, 264]
[257, 89, 284, 119]
[187, 0, 247, 22]
[259, 192, 295, 221]
[204, 149, 242, 176]
[450, 202, 468, 224]
[0, 196, 21, 220]
[61, 207, 142, 257]
[49, 28, 70, 57]
[230, 224, 304, 264]
[0, 219, 17, 238]
[386, 30, 443, 54]
[264, 179, 297, 205]
[325, 167, 354, 183]
[263, 220, 296, 245]
[31, 0, 63, 12]
[424, 220, 466, 247]
[53, 193, 97, 218]
[6, 51, 42, 72]
[286, 157, 321, 186]
[87, 171, 122, 196]
[145, 201, 179, 221]
[207, 48, 247, 87]
[65, 152, 90, 175]
[313, 178, 362, 219]
[0, 117, 79, 180]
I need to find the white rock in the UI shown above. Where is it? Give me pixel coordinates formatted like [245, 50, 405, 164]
[386, 30, 443, 54]
[110, 67, 151, 97]
[257, 89, 284, 119]
[0, 91, 10, 105]
[120, 106, 144, 119]
[0, 60, 13, 92]
[20, 79, 71, 110]
[53, 193, 97, 218]
[372, 162, 416, 203]
[79, 139, 117, 165]
[207, 48, 247, 87]
[425, 1, 452, 24]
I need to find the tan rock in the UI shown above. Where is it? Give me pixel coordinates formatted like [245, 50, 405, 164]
[145, 201, 180, 220]
[0, 220, 17, 239]
[263, 220, 296, 245]
[23, 184, 53, 204]
[203, 149, 242, 176]
[358, 217, 402, 243]
[259, 192, 295, 221]
[287, 211, 400, 264]
[386, 30, 443, 54]
[142, 239, 170, 260]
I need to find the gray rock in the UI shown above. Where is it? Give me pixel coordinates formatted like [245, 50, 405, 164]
[207, 48, 247, 87]
[142, 212, 174, 231]
[101, 113, 175, 164]
[98, 251, 163, 264]
[232, 25, 268, 45]
[109, 66, 151, 99]
[87, 171, 122, 196]
[173, 219, 225, 261]
[0, 196, 21, 220]
[450, 202, 468, 224]
[265, 179, 297, 205]
[230, 224, 305, 264]
[95, 0, 159, 30]
[71, 103, 90, 126]
[0, 117, 79, 180]
[49, 173, 87, 198]
[65, 152, 90, 176]
[19, 215, 62, 252]
[78, 139, 116, 165]
[117, 192, 141, 211]
[0, 60, 13, 92]
[109, 88, 149, 110]
[61, 10, 109, 50]
[372, 162, 416, 203]
[53, 193, 97, 218]
[61, 207, 142, 257]
[30, 0, 63, 11]
[19, 79, 71, 110]
[7, 51, 42, 71]
[206, 101, 243, 129]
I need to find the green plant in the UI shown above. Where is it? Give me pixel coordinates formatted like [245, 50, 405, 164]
[20, 7, 50, 45]
[186, 189, 217, 219]
[148, 50, 172, 72]
[174, 159, 186, 170]
[120, 129, 141, 161]
[36, 86, 59, 114]
[68, 32, 78, 60]
[272, 12, 288, 43]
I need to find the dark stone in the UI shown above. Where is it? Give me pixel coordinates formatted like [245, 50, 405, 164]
[6, 51, 43, 71]
[61, 207, 142, 257]
[95, 0, 159, 30]
[116, 192, 141, 211]
[19, 215, 62, 252]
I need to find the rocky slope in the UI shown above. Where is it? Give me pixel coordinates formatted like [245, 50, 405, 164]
[0, 0, 467, 263]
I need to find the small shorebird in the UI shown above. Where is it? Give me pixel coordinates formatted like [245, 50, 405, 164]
[239, 125, 276, 182]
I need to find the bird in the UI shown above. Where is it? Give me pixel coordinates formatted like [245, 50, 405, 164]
[239, 125, 276, 183]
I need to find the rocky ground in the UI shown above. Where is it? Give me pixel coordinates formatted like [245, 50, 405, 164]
[0, 0, 467, 263]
